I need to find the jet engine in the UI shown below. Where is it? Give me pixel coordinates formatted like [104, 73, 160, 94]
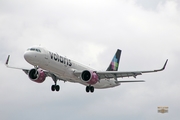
[81, 70, 99, 85]
[28, 68, 46, 83]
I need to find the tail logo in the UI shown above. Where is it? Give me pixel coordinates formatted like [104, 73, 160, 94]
[106, 49, 121, 71]
[111, 57, 119, 71]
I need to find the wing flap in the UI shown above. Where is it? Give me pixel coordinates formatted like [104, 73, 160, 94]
[115, 80, 145, 84]
[97, 71, 142, 79]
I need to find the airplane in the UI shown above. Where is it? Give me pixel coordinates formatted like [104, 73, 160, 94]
[5, 45, 168, 93]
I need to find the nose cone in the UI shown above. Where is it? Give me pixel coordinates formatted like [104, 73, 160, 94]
[24, 51, 40, 66]
[24, 51, 32, 62]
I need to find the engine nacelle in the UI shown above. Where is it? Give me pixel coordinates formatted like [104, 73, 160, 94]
[81, 70, 99, 85]
[28, 68, 46, 83]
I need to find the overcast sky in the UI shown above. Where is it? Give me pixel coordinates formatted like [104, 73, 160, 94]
[0, 0, 180, 120]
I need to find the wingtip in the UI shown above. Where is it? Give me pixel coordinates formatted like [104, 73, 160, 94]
[5, 55, 10, 66]
[163, 59, 168, 70]
[153, 59, 168, 72]
[166, 59, 168, 63]
[117, 49, 122, 52]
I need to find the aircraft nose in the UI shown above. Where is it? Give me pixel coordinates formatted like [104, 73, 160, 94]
[24, 51, 32, 62]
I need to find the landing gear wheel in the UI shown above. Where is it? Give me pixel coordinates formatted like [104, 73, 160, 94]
[86, 86, 94, 93]
[51, 85, 60, 92]
[51, 85, 56, 91]
[90, 86, 94, 93]
[55, 85, 60, 91]
[86, 86, 90, 93]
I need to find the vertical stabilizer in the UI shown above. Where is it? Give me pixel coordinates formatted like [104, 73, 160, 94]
[106, 49, 121, 71]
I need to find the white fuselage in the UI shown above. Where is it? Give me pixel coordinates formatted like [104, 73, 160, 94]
[24, 46, 120, 89]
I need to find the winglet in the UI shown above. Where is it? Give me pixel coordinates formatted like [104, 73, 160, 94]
[162, 59, 168, 70]
[5, 55, 10, 66]
[155, 59, 168, 72]
[141, 59, 168, 73]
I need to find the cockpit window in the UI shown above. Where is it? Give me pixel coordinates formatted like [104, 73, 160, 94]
[36, 49, 41, 52]
[27, 48, 41, 52]
[30, 48, 36, 51]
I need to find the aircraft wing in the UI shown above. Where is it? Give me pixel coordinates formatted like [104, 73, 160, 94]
[74, 59, 168, 80]
[5, 55, 65, 82]
[97, 59, 168, 79]
[5, 55, 31, 75]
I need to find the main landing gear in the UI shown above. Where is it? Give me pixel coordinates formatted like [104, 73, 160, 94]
[51, 74, 60, 92]
[86, 86, 94, 93]
[51, 85, 60, 91]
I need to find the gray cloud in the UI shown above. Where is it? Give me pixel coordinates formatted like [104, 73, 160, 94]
[136, 0, 167, 10]
[135, 0, 180, 11]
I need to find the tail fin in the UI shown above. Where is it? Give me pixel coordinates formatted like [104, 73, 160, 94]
[106, 49, 121, 71]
